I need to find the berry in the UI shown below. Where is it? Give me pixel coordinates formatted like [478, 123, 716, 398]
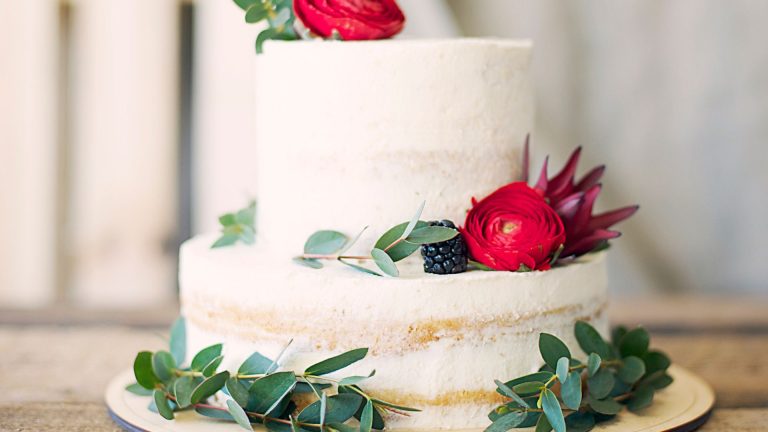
[420, 220, 468, 275]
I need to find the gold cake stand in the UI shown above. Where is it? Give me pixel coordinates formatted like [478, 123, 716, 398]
[105, 365, 714, 432]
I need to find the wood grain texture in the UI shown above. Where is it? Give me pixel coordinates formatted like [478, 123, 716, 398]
[1, 298, 766, 430]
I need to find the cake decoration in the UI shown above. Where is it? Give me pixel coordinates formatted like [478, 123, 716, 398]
[420, 220, 468, 274]
[461, 182, 566, 272]
[124, 318, 673, 432]
[488, 320, 673, 432]
[234, 0, 405, 53]
[294, 201, 459, 276]
[527, 146, 639, 260]
[126, 318, 418, 431]
[211, 200, 257, 248]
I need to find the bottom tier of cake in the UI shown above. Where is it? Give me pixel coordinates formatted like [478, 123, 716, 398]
[179, 235, 609, 430]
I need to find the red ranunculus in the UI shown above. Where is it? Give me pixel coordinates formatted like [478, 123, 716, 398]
[294, 0, 405, 40]
[461, 182, 566, 271]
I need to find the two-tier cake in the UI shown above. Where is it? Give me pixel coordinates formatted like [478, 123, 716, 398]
[179, 39, 613, 430]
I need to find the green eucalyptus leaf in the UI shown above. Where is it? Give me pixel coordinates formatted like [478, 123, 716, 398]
[305, 348, 368, 376]
[125, 382, 153, 396]
[494, 379, 529, 408]
[191, 344, 223, 371]
[575, 321, 612, 359]
[376, 221, 430, 261]
[234, 0, 259, 11]
[609, 378, 632, 397]
[239, 351, 276, 375]
[541, 389, 565, 432]
[293, 256, 323, 269]
[227, 399, 253, 431]
[298, 393, 362, 424]
[319, 393, 328, 426]
[134, 351, 160, 390]
[248, 371, 296, 415]
[295, 382, 332, 393]
[339, 370, 375, 386]
[502, 371, 554, 391]
[344, 387, 385, 429]
[642, 371, 674, 390]
[359, 399, 373, 432]
[404, 226, 457, 244]
[202, 355, 224, 377]
[512, 381, 545, 395]
[587, 396, 623, 415]
[338, 259, 382, 276]
[245, 3, 268, 23]
[587, 353, 601, 377]
[556, 357, 570, 384]
[539, 333, 572, 370]
[211, 233, 240, 248]
[535, 412, 552, 432]
[611, 325, 628, 348]
[338, 226, 368, 255]
[627, 386, 655, 412]
[484, 411, 527, 432]
[564, 411, 596, 432]
[173, 375, 196, 408]
[643, 350, 671, 375]
[219, 213, 237, 226]
[153, 389, 175, 420]
[169, 317, 186, 366]
[561, 371, 582, 410]
[195, 406, 234, 420]
[190, 371, 230, 404]
[327, 423, 357, 432]
[371, 248, 399, 277]
[370, 396, 421, 412]
[304, 230, 348, 255]
[268, 6, 291, 27]
[402, 201, 426, 240]
[226, 377, 250, 407]
[235, 201, 256, 225]
[240, 225, 256, 245]
[619, 327, 650, 358]
[617, 356, 646, 384]
[587, 368, 614, 399]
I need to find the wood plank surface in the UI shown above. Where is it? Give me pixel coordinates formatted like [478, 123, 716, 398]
[1, 298, 767, 430]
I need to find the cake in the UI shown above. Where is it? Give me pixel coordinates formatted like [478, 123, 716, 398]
[179, 39, 610, 430]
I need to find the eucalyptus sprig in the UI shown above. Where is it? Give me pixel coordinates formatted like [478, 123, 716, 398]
[233, 0, 299, 54]
[127, 317, 418, 432]
[488, 321, 673, 432]
[211, 200, 257, 248]
[293, 201, 459, 277]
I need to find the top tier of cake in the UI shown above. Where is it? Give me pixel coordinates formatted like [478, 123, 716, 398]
[255, 39, 533, 255]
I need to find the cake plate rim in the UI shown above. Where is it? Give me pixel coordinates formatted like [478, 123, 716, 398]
[105, 364, 714, 432]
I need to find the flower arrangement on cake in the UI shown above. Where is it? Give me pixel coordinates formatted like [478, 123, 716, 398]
[271, 142, 637, 277]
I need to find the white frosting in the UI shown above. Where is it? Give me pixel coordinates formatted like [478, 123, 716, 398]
[180, 235, 608, 429]
[255, 39, 533, 256]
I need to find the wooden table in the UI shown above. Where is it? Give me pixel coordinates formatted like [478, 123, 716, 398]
[1, 297, 767, 431]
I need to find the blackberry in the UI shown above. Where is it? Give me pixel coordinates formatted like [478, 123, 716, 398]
[420, 220, 468, 275]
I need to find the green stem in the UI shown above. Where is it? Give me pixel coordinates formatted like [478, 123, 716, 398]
[301, 253, 372, 261]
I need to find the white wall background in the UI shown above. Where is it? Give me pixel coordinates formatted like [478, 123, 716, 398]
[0, 0, 765, 308]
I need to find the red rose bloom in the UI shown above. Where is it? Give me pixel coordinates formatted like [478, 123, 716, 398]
[294, 0, 405, 40]
[461, 182, 566, 271]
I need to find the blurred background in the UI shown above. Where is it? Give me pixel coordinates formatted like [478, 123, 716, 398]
[1, 0, 766, 309]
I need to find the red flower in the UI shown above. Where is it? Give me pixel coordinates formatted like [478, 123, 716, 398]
[526, 145, 639, 258]
[460, 182, 566, 271]
[294, 0, 405, 40]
